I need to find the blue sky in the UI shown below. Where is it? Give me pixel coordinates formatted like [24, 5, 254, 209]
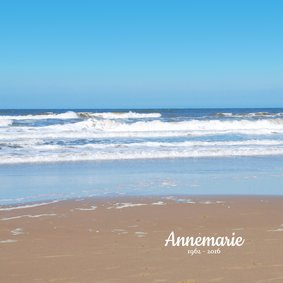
[0, 0, 282, 108]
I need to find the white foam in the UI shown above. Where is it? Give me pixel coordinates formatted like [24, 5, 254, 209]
[1, 125, 282, 146]
[165, 197, 196, 204]
[269, 228, 283, 232]
[62, 117, 283, 133]
[269, 224, 283, 232]
[2, 145, 283, 164]
[0, 214, 57, 221]
[4, 139, 282, 153]
[107, 203, 147, 209]
[112, 229, 128, 235]
[0, 111, 78, 121]
[11, 228, 24, 235]
[0, 239, 17, 244]
[135, 231, 147, 237]
[200, 201, 213, 204]
[1, 117, 283, 141]
[0, 200, 59, 211]
[75, 205, 97, 211]
[87, 140, 283, 147]
[0, 119, 13, 127]
[152, 201, 166, 206]
[2, 112, 283, 164]
[161, 180, 177, 187]
[0, 111, 161, 122]
[179, 199, 196, 204]
[78, 111, 161, 119]
[214, 112, 283, 118]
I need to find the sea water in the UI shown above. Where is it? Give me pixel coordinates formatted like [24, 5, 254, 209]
[0, 108, 283, 204]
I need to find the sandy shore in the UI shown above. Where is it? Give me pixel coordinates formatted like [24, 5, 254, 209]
[0, 196, 283, 283]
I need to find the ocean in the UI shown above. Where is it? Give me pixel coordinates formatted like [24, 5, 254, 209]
[1, 108, 283, 204]
[1, 108, 283, 163]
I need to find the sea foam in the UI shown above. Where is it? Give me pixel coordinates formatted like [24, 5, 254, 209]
[1, 110, 283, 164]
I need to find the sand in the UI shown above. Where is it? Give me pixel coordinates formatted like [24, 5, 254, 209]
[0, 196, 283, 283]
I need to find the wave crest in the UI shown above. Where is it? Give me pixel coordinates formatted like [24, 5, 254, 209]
[77, 111, 161, 119]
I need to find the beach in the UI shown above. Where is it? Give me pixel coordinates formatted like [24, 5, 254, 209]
[1, 196, 283, 283]
[1, 109, 283, 282]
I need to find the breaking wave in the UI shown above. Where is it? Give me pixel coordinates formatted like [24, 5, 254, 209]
[0, 111, 78, 120]
[0, 111, 161, 121]
[1, 109, 283, 164]
[42, 117, 283, 133]
[77, 111, 161, 119]
[1, 146, 283, 164]
[212, 112, 283, 118]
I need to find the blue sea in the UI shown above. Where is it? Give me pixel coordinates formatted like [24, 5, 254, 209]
[1, 108, 283, 204]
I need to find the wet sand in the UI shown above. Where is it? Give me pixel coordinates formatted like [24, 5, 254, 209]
[0, 196, 283, 283]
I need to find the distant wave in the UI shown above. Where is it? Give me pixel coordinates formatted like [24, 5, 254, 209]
[0, 111, 161, 121]
[0, 111, 78, 120]
[212, 112, 283, 118]
[3, 110, 282, 121]
[77, 111, 161, 119]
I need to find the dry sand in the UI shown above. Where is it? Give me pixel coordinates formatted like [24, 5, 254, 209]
[0, 196, 283, 283]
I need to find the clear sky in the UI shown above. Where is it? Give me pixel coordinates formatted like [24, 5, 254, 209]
[0, 0, 282, 109]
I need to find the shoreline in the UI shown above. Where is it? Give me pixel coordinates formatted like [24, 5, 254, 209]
[1, 195, 283, 282]
[1, 193, 283, 208]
